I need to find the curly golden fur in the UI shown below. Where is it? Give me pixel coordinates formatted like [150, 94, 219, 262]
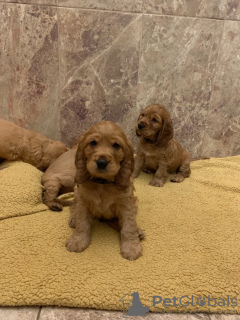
[66, 121, 143, 261]
[132, 104, 191, 187]
[0, 119, 68, 171]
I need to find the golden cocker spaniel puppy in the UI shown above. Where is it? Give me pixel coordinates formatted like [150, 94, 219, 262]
[132, 104, 191, 187]
[0, 119, 68, 171]
[66, 121, 143, 261]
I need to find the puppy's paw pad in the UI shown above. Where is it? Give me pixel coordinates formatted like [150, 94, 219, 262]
[170, 175, 184, 183]
[66, 236, 89, 253]
[138, 229, 145, 241]
[48, 202, 63, 212]
[149, 179, 164, 187]
[131, 172, 139, 179]
[121, 242, 142, 261]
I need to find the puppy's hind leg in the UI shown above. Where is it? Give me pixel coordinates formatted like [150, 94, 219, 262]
[170, 158, 191, 183]
[42, 179, 63, 211]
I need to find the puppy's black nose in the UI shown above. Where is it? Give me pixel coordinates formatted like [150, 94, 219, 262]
[138, 122, 145, 130]
[96, 158, 109, 170]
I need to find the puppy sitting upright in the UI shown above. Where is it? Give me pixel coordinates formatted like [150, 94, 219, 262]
[132, 104, 191, 187]
[66, 121, 142, 261]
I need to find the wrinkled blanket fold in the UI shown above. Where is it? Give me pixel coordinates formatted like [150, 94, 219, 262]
[0, 157, 240, 313]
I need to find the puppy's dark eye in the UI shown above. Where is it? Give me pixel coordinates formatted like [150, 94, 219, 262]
[90, 140, 97, 147]
[113, 143, 120, 150]
[152, 118, 157, 123]
[141, 113, 145, 117]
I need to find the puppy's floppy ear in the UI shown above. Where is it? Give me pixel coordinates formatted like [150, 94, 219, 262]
[156, 117, 173, 145]
[135, 114, 141, 137]
[114, 138, 134, 188]
[135, 124, 141, 137]
[75, 135, 91, 184]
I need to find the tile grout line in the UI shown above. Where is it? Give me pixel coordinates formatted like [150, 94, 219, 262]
[2, 1, 240, 22]
[3, 1, 140, 14]
[36, 306, 42, 320]
[143, 12, 240, 22]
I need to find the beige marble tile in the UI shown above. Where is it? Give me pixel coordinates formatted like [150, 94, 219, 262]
[89, 310, 210, 319]
[5, 0, 58, 5]
[149, 314, 211, 319]
[143, 0, 240, 21]
[0, 3, 11, 122]
[2, 3, 60, 140]
[38, 307, 213, 320]
[0, 307, 40, 320]
[137, 15, 223, 157]
[39, 307, 90, 319]
[59, 8, 141, 146]
[143, 0, 175, 15]
[58, 0, 142, 13]
[210, 315, 240, 319]
[200, 20, 240, 157]
[225, 2, 240, 20]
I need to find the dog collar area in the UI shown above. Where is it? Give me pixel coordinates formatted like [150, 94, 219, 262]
[144, 137, 157, 144]
[91, 177, 114, 184]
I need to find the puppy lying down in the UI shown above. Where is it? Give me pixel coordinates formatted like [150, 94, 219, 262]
[41, 145, 77, 211]
[0, 119, 68, 171]
[133, 104, 193, 187]
[66, 121, 143, 260]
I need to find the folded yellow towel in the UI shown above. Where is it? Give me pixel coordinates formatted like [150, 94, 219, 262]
[0, 161, 47, 219]
[0, 157, 239, 314]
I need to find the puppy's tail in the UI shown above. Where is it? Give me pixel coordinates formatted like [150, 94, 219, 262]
[190, 156, 210, 162]
[55, 198, 74, 207]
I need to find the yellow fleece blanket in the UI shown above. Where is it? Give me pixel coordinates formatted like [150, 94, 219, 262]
[0, 157, 240, 314]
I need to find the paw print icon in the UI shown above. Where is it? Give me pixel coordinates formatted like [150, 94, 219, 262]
[196, 296, 206, 306]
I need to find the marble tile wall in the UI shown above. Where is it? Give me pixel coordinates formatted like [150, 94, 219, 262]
[0, 3, 60, 139]
[0, 0, 239, 157]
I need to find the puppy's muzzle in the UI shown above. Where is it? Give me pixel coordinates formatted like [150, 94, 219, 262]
[138, 122, 145, 130]
[96, 158, 109, 170]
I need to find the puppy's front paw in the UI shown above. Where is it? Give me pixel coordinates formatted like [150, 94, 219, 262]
[138, 228, 145, 241]
[66, 235, 90, 253]
[47, 201, 63, 212]
[131, 173, 138, 179]
[170, 174, 185, 183]
[121, 241, 142, 261]
[149, 178, 164, 187]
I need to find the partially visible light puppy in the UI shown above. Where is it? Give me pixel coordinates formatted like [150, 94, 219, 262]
[132, 104, 191, 187]
[0, 119, 68, 171]
[66, 121, 143, 261]
[41, 145, 77, 211]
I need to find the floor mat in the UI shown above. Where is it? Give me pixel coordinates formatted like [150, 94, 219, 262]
[0, 157, 240, 314]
